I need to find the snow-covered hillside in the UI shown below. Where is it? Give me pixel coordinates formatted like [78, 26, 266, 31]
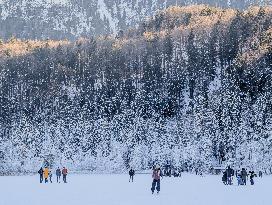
[0, 0, 271, 40]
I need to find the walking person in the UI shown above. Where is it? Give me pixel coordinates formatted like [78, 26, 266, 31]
[222, 171, 227, 185]
[129, 168, 135, 182]
[56, 167, 61, 183]
[259, 171, 263, 178]
[226, 166, 234, 185]
[44, 167, 49, 183]
[62, 167, 68, 183]
[249, 171, 257, 185]
[241, 168, 247, 185]
[38, 167, 44, 183]
[49, 170, 53, 183]
[237, 172, 242, 186]
[151, 165, 162, 194]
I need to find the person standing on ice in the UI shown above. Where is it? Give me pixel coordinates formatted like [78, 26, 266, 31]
[151, 165, 162, 194]
[226, 166, 234, 185]
[259, 171, 263, 178]
[49, 170, 53, 183]
[38, 167, 44, 183]
[129, 168, 135, 182]
[237, 172, 242, 186]
[44, 167, 49, 183]
[241, 168, 247, 185]
[222, 171, 227, 185]
[56, 167, 61, 183]
[195, 168, 198, 175]
[249, 171, 257, 185]
[62, 167, 68, 183]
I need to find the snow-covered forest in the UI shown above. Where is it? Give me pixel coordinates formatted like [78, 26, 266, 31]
[0, 5, 272, 175]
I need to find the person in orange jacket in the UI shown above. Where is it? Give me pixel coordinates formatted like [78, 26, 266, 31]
[44, 167, 49, 183]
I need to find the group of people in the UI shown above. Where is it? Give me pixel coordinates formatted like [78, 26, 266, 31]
[222, 166, 235, 185]
[222, 166, 259, 186]
[38, 167, 68, 183]
[163, 169, 182, 177]
[37, 164, 263, 191]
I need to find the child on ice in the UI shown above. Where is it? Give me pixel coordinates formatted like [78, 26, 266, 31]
[237, 173, 242, 185]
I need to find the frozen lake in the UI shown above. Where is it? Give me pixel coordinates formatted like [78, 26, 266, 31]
[0, 173, 269, 205]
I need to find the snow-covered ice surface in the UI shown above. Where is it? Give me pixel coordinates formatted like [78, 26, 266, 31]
[0, 173, 270, 205]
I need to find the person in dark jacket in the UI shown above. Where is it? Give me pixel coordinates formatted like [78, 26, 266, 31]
[129, 169, 135, 182]
[151, 166, 162, 194]
[249, 171, 257, 185]
[38, 167, 44, 183]
[259, 171, 263, 178]
[241, 168, 247, 185]
[49, 170, 53, 183]
[222, 171, 227, 185]
[56, 167, 61, 183]
[226, 166, 234, 185]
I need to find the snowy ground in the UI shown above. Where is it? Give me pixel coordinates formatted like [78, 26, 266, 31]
[0, 173, 270, 205]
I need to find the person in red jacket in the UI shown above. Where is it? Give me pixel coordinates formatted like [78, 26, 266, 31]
[62, 167, 68, 183]
[151, 165, 162, 194]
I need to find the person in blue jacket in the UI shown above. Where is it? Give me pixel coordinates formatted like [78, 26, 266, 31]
[56, 167, 61, 183]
